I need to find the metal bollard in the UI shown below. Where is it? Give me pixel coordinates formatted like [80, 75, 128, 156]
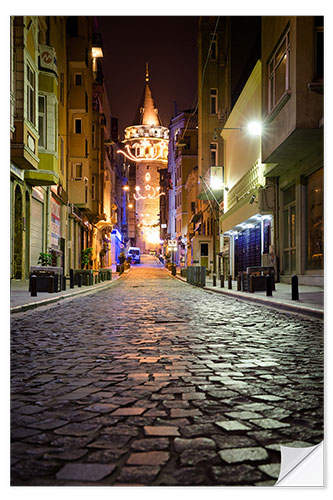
[213, 274, 216, 287]
[62, 275, 66, 291]
[249, 275, 254, 293]
[291, 275, 299, 300]
[220, 274, 224, 288]
[241, 273, 246, 291]
[228, 275, 232, 290]
[78, 273, 82, 288]
[48, 275, 54, 293]
[70, 269, 74, 289]
[266, 274, 272, 296]
[30, 274, 37, 297]
[237, 275, 241, 291]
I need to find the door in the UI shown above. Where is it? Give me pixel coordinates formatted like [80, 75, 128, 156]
[30, 197, 43, 267]
[200, 242, 209, 268]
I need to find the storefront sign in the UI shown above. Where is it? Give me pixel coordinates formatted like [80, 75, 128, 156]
[51, 197, 61, 248]
[39, 44, 58, 75]
[168, 239, 177, 248]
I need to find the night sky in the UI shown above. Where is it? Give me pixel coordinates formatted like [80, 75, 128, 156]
[95, 16, 199, 138]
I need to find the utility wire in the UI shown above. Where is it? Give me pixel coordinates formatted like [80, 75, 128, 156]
[177, 17, 220, 144]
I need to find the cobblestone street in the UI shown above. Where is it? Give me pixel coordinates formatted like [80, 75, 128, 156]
[10, 256, 324, 486]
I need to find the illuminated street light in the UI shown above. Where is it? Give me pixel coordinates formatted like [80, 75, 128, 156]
[128, 203, 134, 208]
[247, 121, 262, 136]
[123, 185, 129, 191]
[213, 121, 262, 140]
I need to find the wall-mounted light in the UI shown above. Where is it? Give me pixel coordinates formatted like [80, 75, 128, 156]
[128, 203, 134, 209]
[123, 185, 129, 191]
[249, 194, 257, 204]
[213, 121, 262, 140]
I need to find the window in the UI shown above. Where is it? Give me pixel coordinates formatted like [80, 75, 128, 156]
[306, 168, 323, 270]
[183, 135, 191, 150]
[268, 27, 290, 113]
[74, 118, 82, 134]
[210, 88, 217, 114]
[60, 73, 64, 105]
[210, 143, 218, 166]
[314, 17, 324, 80]
[38, 95, 46, 148]
[27, 63, 35, 124]
[92, 124, 96, 148]
[74, 163, 83, 180]
[75, 73, 82, 86]
[92, 175, 96, 200]
[282, 184, 296, 274]
[60, 137, 64, 174]
[210, 33, 218, 60]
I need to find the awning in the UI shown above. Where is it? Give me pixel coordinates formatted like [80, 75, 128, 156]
[197, 188, 223, 201]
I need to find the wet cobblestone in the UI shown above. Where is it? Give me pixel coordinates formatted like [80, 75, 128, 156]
[10, 259, 323, 486]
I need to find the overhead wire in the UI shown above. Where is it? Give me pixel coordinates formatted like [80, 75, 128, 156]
[177, 16, 220, 144]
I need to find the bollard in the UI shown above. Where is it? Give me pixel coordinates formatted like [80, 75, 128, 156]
[213, 274, 216, 287]
[172, 264, 176, 276]
[266, 274, 272, 296]
[70, 269, 74, 289]
[241, 273, 246, 291]
[78, 273, 82, 288]
[249, 275, 254, 293]
[62, 275, 66, 291]
[237, 275, 241, 291]
[30, 274, 37, 297]
[271, 272, 276, 291]
[220, 274, 224, 288]
[228, 275, 232, 290]
[48, 275, 54, 293]
[291, 274, 299, 300]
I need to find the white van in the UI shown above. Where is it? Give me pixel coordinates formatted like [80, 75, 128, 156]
[127, 247, 141, 264]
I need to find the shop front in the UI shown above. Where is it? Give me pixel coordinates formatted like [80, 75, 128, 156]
[222, 214, 275, 280]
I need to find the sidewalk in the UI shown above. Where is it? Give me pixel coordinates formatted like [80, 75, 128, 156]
[10, 265, 127, 314]
[172, 268, 324, 320]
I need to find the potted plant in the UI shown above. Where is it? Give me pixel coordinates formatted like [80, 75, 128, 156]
[37, 252, 53, 266]
[81, 247, 93, 269]
[29, 252, 61, 292]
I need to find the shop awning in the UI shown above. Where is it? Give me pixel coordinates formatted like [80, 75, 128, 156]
[197, 188, 223, 202]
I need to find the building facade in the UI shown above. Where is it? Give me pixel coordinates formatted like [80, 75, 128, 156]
[261, 16, 323, 286]
[10, 16, 122, 284]
[220, 17, 323, 286]
[196, 16, 230, 274]
[168, 110, 198, 266]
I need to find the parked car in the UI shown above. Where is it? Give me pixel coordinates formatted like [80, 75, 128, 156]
[127, 247, 141, 264]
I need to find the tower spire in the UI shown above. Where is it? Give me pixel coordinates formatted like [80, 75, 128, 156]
[145, 62, 149, 82]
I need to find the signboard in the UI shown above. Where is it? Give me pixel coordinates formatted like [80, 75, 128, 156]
[39, 44, 58, 75]
[168, 239, 177, 248]
[51, 197, 61, 248]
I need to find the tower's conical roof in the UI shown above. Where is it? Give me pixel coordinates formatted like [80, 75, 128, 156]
[132, 63, 161, 127]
